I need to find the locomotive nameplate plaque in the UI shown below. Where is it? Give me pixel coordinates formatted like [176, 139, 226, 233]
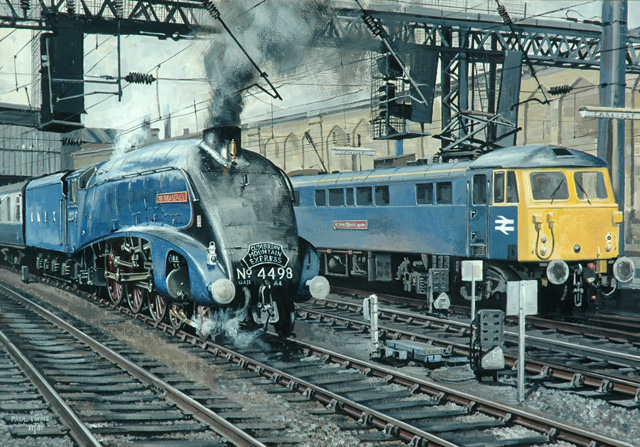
[333, 220, 368, 230]
[156, 191, 188, 203]
[242, 242, 290, 268]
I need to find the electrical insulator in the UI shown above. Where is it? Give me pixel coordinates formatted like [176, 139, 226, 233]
[66, 0, 75, 14]
[20, 0, 30, 12]
[304, 131, 314, 145]
[362, 12, 384, 37]
[61, 137, 82, 146]
[114, 0, 123, 19]
[124, 72, 156, 85]
[497, 4, 512, 25]
[202, 0, 220, 19]
[549, 85, 572, 95]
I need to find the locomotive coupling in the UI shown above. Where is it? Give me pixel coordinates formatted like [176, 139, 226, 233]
[209, 278, 236, 304]
[306, 276, 330, 299]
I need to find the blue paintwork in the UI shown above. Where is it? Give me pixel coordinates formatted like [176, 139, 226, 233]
[292, 144, 608, 263]
[24, 173, 68, 252]
[0, 181, 27, 248]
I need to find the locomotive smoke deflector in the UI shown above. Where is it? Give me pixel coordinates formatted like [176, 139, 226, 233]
[201, 125, 242, 166]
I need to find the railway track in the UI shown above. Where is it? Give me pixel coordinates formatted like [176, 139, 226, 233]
[2, 270, 635, 447]
[298, 293, 640, 407]
[0, 281, 303, 447]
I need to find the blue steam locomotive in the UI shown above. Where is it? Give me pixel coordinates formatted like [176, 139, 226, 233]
[0, 126, 328, 335]
[291, 144, 636, 311]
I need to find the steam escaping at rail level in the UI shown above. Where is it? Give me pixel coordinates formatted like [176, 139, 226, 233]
[201, 0, 366, 128]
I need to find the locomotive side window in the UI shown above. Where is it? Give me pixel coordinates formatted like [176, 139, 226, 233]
[530, 172, 568, 201]
[345, 187, 354, 206]
[329, 188, 345, 206]
[493, 172, 505, 203]
[79, 166, 97, 189]
[472, 175, 487, 205]
[375, 185, 389, 206]
[574, 171, 608, 200]
[293, 190, 300, 206]
[506, 171, 519, 203]
[315, 189, 326, 206]
[356, 186, 373, 206]
[416, 183, 433, 205]
[436, 182, 453, 205]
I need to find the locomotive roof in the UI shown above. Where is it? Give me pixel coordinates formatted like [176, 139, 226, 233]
[291, 144, 607, 187]
[468, 144, 607, 169]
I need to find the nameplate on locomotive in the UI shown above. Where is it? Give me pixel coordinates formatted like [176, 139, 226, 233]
[156, 191, 188, 203]
[242, 242, 289, 268]
[333, 220, 368, 230]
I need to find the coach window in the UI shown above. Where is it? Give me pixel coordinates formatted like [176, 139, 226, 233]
[506, 171, 519, 203]
[356, 186, 373, 206]
[436, 182, 453, 205]
[5, 197, 10, 222]
[375, 185, 389, 206]
[345, 187, 354, 206]
[329, 188, 345, 206]
[493, 171, 505, 203]
[15, 195, 21, 223]
[314, 189, 327, 206]
[472, 175, 487, 205]
[416, 183, 433, 205]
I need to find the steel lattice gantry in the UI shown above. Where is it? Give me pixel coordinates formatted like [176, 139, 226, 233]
[314, 5, 640, 157]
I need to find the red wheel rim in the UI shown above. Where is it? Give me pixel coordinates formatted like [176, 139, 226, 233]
[128, 286, 145, 314]
[107, 278, 124, 306]
[148, 293, 168, 322]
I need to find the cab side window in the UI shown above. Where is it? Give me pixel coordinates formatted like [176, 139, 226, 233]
[506, 171, 519, 203]
[493, 172, 505, 203]
[472, 174, 487, 205]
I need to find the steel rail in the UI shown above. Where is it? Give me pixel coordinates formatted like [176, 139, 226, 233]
[0, 328, 103, 447]
[299, 301, 640, 400]
[0, 283, 268, 447]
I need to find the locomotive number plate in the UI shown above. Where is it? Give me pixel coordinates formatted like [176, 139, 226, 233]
[333, 220, 368, 230]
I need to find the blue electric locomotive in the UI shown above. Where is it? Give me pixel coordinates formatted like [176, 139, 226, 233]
[0, 126, 328, 335]
[291, 144, 635, 311]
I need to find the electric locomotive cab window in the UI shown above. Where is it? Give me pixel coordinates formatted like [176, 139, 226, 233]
[315, 189, 327, 206]
[472, 175, 487, 205]
[356, 186, 373, 206]
[416, 183, 433, 205]
[346, 187, 354, 206]
[493, 171, 519, 203]
[329, 188, 345, 206]
[293, 190, 300, 206]
[574, 171, 608, 200]
[436, 182, 453, 205]
[530, 172, 568, 201]
[375, 185, 389, 206]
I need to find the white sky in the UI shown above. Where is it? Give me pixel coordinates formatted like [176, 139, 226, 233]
[0, 1, 636, 139]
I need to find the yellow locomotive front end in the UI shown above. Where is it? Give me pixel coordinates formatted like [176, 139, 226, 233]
[517, 166, 634, 305]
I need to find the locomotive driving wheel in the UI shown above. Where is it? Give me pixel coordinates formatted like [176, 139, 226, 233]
[274, 301, 296, 337]
[125, 237, 150, 314]
[105, 241, 124, 306]
[128, 286, 147, 314]
[148, 292, 168, 323]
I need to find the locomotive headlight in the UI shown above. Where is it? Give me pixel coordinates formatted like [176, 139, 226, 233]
[307, 276, 330, 299]
[546, 259, 570, 285]
[209, 278, 236, 304]
[613, 256, 636, 283]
